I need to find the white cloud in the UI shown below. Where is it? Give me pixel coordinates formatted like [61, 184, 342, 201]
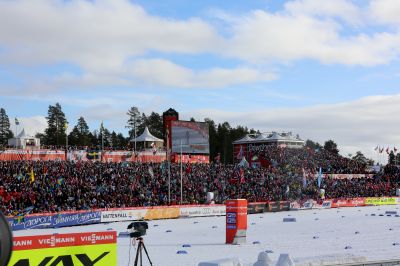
[225, 10, 400, 65]
[12, 116, 47, 137]
[1, 59, 277, 93]
[129, 59, 277, 88]
[0, 0, 222, 71]
[184, 94, 400, 163]
[284, 0, 363, 25]
[1, 0, 400, 76]
[368, 0, 400, 26]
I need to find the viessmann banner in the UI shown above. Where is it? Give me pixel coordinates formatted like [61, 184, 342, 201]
[9, 231, 117, 265]
[171, 121, 209, 154]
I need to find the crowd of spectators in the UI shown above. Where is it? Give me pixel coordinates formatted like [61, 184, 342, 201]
[253, 145, 367, 174]
[0, 146, 399, 216]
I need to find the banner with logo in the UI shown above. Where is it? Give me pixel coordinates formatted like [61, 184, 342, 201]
[9, 231, 117, 266]
[52, 211, 101, 227]
[0, 149, 65, 161]
[365, 197, 397, 206]
[8, 214, 53, 231]
[290, 200, 332, 210]
[179, 205, 226, 217]
[101, 206, 180, 222]
[331, 198, 365, 208]
[247, 202, 266, 214]
[8, 211, 101, 231]
[312, 173, 374, 180]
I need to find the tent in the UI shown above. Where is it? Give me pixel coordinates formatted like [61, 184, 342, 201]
[8, 129, 40, 149]
[130, 127, 164, 150]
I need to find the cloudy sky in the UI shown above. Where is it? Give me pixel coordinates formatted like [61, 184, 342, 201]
[1, 0, 400, 162]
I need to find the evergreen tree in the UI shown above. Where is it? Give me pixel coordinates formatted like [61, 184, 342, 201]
[305, 139, 322, 150]
[395, 153, 400, 165]
[101, 128, 111, 147]
[110, 131, 118, 147]
[388, 151, 395, 165]
[0, 108, 13, 145]
[76, 116, 90, 146]
[352, 151, 368, 164]
[144, 112, 163, 139]
[323, 140, 339, 154]
[127, 106, 142, 142]
[68, 127, 81, 146]
[216, 122, 232, 164]
[44, 103, 68, 146]
[117, 133, 128, 148]
[88, 132, 98, 147]
[205, 118, 217, 161]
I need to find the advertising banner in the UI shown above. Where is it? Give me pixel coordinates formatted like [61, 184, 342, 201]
[331, 198, 365, 208]
[247, 203, 266, 214]
[365, 197, 397, 206]
[101, 209, 147, 222]
[52, 211, 101, 227]
[1, 149, 166, 163]
[101, 206, 180, 222]
[9, 231, 117, 266]
[267, 202, 279, 212]
[171, 121, 209, 154]
[179, 205, 226, 217]
[0, 149, 65, 161]
[8, 211, 101, 231]
[290, 200, 332, 210]
[278, 201, 290, 211]
[8, 214, 53, 231]
[226, 199, 247, 244]
[313, 173, 374, 180]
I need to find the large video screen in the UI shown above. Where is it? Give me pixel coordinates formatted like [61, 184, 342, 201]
[171, 121, 209, 154]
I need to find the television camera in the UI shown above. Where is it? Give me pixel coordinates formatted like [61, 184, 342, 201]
[126, 221, 152, 266]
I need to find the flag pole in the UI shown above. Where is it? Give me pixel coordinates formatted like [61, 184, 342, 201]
[101, 121, 104, 162]
[65, 122, 68, 161]
[166, 128, 170, 205]
[180, 139, 183, 205]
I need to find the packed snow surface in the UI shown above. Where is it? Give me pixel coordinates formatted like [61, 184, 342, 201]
[13, 205, 400, 266]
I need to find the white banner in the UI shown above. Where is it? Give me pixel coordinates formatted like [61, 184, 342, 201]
[101, 209, 147, 222]
[179, 205, 225, 217]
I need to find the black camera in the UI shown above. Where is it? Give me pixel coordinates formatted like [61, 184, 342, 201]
[127, 221, 148, 238]
[0, 211, 12, 266]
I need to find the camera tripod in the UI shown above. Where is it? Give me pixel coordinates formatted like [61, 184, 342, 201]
[134, 237, 153, 266]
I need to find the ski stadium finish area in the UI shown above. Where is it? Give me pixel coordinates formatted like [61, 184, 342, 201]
[9, 203, 400, 266]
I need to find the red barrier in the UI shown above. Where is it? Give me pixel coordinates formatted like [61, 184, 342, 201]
[0, 149, 166, 163]
[0, 150, 65, 161]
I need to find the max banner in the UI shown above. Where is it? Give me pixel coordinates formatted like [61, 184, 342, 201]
[9, 231, 117, 266]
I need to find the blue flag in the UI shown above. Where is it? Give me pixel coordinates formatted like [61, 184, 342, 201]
[317, 167, 322, 188]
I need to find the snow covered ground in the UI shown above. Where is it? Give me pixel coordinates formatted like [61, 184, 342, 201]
[13, 205, 400, 266]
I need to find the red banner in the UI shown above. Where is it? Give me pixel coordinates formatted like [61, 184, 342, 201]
[13, 231, 116, 251]
[330, 198, 365, 208]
